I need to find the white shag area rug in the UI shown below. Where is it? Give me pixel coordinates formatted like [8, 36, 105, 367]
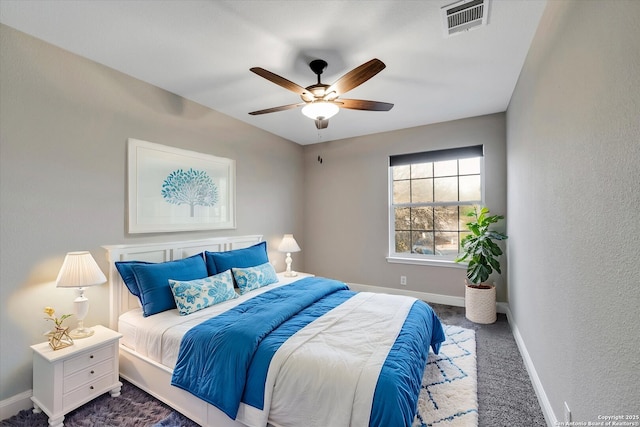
[413, 324, 478, 427]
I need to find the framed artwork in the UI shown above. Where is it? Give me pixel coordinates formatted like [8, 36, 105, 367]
[127, 138, 236, 233]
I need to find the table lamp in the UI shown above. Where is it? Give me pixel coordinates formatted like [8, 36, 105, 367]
[55, 251, 107, 339]
[278, 234, 301, 277]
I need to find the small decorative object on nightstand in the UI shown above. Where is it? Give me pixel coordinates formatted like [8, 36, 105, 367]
[278, 234, 301, 277]
[31, 325, 122, 427]
[43, 307, 73, 351]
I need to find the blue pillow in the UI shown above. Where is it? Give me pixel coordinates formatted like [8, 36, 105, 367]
[169, 270, 238, 316]
[205, 241, 268, 275]
[115, 260, 153, 299]
[130, 254, 208, 317]
[232, 262, 279, 295]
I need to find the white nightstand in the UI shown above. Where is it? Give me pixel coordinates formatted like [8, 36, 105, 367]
[30, 325, 122, 427]
[277, 271, 314, 280]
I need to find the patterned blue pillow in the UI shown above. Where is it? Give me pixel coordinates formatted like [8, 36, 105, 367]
[168, 270, 238, 316]
[232, 262, 279, 295]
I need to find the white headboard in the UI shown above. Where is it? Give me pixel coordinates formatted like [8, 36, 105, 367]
[103, 235, 263, 330]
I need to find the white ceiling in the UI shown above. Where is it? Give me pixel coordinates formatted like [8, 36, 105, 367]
[0, 0, 547, 145]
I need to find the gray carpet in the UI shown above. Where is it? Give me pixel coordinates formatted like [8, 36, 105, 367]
[429, 303, 547, 426]
[0, 379, 192, 427]
[1, 303, 546, 427]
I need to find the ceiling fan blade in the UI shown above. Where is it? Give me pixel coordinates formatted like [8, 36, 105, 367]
[249, 103, 304, 115]
[325, 58, 386, 96]
[250, 67, 312, 99]
[315, 118, 329, 129]
[338, 99, 394, 111]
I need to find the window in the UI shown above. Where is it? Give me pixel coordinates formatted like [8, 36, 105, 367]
[388, 145, 483, 264]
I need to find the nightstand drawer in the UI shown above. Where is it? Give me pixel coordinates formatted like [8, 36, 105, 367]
[63, 359, 114, 394]
[62, 373, 113, 411]
[63, 343, 114, 376]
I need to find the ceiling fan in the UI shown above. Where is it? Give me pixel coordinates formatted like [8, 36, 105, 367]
[249, 58, 394, 129]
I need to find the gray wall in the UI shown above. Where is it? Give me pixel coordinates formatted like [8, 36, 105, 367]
[5, 1, 639, 422]
[0, 25, 304, 400]
[507, 0, 640, 422]
[302, 113, 507, 299]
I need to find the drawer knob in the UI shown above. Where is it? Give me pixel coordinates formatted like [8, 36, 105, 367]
[89, 355, 94, 359]
[90, 370, 95, 374]
[90, 386, 94, 390]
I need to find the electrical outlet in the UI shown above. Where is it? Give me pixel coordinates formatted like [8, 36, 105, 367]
[564, 402, 571, 422]
[400, 276, 407, 286]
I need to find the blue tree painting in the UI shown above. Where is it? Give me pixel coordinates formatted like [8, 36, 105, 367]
[161, 168, 218, 217]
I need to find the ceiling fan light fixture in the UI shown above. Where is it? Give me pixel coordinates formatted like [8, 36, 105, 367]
[301, 101, 339, 120]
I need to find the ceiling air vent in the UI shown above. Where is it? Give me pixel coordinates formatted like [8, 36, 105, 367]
[441, 0, 489, 37]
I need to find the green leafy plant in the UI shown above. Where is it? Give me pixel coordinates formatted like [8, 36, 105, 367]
[455, 206, 508, 286]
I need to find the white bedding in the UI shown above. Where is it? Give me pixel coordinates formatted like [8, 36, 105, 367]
[236, 291, 414, 427]
[118, 275, 421, 427]
[118, 275, 302, 368]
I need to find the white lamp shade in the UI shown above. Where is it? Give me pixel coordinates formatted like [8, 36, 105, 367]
[278, 234, 301, 253]
[301, 101, 339, 120]
[56, 251, 107, 288]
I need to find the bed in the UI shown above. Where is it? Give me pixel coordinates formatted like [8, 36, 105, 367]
[104, 235, 445, 427]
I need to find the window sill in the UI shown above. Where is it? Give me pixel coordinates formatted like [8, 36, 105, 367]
[386, 256, 467, 269]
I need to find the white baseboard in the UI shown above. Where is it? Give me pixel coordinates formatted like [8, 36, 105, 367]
[347, 282, 466, 307]
[346, 282, 509, 314]
[504, 306, 556, 427]
[0, 389, 32, 421]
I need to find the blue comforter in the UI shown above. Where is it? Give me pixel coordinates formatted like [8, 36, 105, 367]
[171, 277, 445, 426]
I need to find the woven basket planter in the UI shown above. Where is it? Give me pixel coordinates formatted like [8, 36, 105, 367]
[465, 283, 496, 324]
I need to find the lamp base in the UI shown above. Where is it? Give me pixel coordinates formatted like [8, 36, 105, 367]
[69, 327, 94, 339]
[283, 271, 298, 277]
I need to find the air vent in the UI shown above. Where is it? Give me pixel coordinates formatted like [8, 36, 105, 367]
[441, 0, 489, 37]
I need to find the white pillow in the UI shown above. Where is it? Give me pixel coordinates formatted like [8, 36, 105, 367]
[169, 270, 238, 315]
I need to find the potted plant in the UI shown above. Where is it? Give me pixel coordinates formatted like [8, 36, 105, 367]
[455, 206, 508, 324]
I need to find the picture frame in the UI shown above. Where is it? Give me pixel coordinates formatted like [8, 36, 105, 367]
[127, 138, 236, 233]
